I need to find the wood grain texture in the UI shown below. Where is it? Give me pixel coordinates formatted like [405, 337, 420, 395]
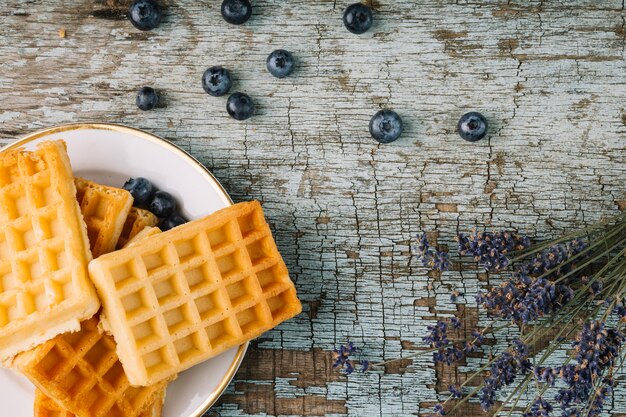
[1, 0, 625, 416]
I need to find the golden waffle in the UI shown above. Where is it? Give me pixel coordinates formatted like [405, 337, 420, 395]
[89, 201, 302, 386]
[116, 208, 159, 249]
[124, 227, 161, 248]
[0, 140, 99, 360]
[15, 317, 170, 417]
[75, 178, 133, 258]
[34, 387, 165, 417]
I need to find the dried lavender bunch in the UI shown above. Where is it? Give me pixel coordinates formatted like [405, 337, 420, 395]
[332, 213, 626, 417]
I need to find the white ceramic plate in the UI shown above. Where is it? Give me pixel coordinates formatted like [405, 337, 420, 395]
[0, 123, 247, 417]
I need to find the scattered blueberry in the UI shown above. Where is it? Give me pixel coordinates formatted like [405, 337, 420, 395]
[136, 87, 159, 111]
[202, 66, 233, 97]
[343, 3, 373, 35]
[226, 92, 254, 120]
[159, 214, 187, 231]
[266, 49, 295, 78]
[123, 177, 154, 205]
[457, 112, 488, 142]
[128, 0, 161, 31]
[369, 110, 403, 143]
[221, 0, 252, 25]
[149, 190, 177, 218]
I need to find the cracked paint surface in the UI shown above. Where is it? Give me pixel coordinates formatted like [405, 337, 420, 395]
[0, 0, 625, 416]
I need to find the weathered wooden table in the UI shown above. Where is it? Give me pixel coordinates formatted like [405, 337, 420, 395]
[1, 1, 625, 416]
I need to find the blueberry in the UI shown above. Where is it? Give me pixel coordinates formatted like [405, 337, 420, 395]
[221, 0, 252, 25]
[149, 190, 177, 218]
[226, 92, 254, 120]
[136, 87, 159, 111]
[369, 110, 403, 143]
[123, 177, 154, 205]
[128, 0, 161, 31]
[159, 214, 187, 231]
[457, 112, 488, 142]
[343, 3, 373, 34]
[266, 49, 295, 78]
[202, 66, 232, 97]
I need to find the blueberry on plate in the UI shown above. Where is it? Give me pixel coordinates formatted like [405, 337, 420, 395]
[343, 3, 373, 34]
[149, 190, 177, 218]
[159, 214, 187, 231]
[266, 49, 295, 78]
[369, 110, 403, 143]
[128, 0, 161, 31]
[123, 177, 154, 205]
[221, 0, 252, 25]
[226, 92, 254, 120]
[136, 87, 159, 111]
[457, 112, 488, 142]
[202, 66, 232, 97]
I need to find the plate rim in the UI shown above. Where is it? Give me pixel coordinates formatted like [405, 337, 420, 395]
[2, 122, 247, 417]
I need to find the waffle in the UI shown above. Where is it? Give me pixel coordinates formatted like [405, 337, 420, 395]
[0, 140, 99, 360]
[15, 317, 170, 417]
[116, 208, 158, 249]
[89, 201, 302, 385]
[75, 178, 133, 258]
[124, 227, 161, 248]
[34, 388, 165, 417]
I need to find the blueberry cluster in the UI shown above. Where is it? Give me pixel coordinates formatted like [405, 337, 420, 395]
[479, 340, 531, 411]
[457, 230, 531, 272]
[331, 342, 369, 375]
[412, 233, 451, 272]
[533, 321, 624, 417]
[122, 177, 187, 231]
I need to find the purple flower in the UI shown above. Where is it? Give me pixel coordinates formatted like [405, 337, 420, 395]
[412, 233, 451, 272]
[516, 238, 587, 281]
[479, 340, 531, 411]
[448, 384, 462, 399]
[572, 321, 624, 378]
[614, 304, 626, 322]
[423, 321, 449, 348]
[450, 316, 462, 329]
[332, 342, 370, 375]
[478, 278, 573, 324]
[457, 230, 530, 272]
[433, 403, 445, 415]
[523, 398, 553, 417]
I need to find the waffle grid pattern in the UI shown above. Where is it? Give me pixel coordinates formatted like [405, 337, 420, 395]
[20, 318, 167, 417]
[35, 389, 72, 417]
[0, 142, 98, 358]
[91, 201, 301, 385]
[116, 208, 158, 249]
[74, 178, 132, 258]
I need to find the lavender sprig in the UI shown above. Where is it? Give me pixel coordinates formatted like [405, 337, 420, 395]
[457, 230, 530, 272]
[412, 233, 451, 272]
[332, 342, 369, 374]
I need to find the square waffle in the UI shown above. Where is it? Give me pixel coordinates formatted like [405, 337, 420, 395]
[0, 140, 99, 360]
[89, 201, 301, 386]
[14, 317, 170, 417]
[75, 178, 133, 258]
[116, 208, 158, 249]
[34, 386, 165, 417]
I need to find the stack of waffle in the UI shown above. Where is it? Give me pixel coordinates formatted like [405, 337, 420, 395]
[0, 140, 301, 417]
